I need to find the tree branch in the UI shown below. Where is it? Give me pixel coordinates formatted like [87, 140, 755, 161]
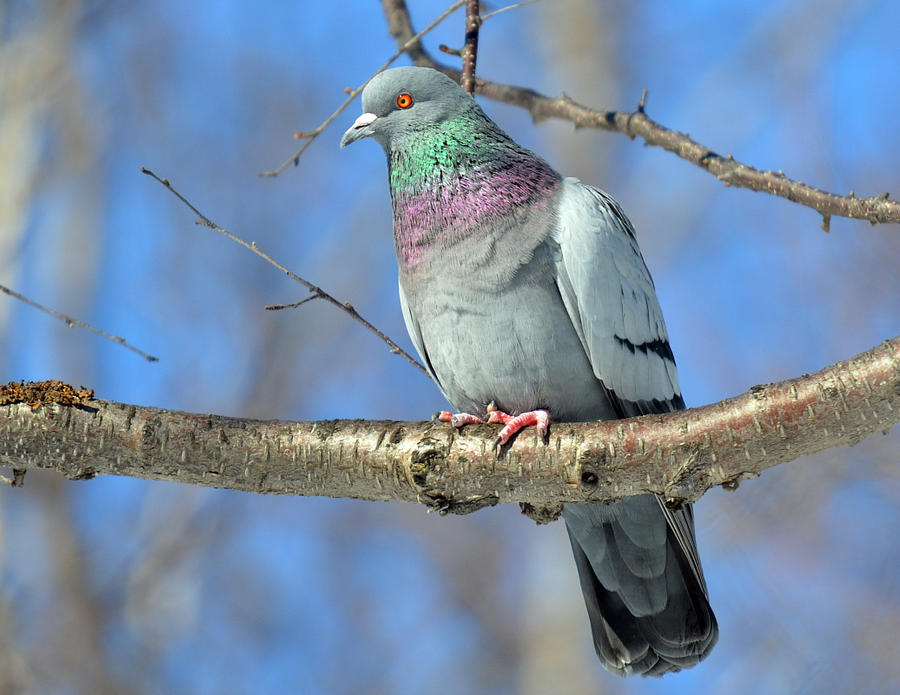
[0, 284, 158, 362]
[260, 0, 466, 177]
[460, 0, 480, 94]
[2, 338, 896, 517]
[380, 0, 900, 229]
[141, 167, 428, 376]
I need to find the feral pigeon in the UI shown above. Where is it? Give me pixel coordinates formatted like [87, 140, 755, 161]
[341, 66, 717, 677]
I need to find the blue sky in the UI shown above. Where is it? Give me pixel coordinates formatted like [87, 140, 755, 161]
[1, 1, 898, 693]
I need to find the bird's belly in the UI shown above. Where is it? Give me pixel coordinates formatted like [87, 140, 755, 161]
[415, 281, 615, 422]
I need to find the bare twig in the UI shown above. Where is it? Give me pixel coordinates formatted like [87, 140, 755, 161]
[480, 0, 539, 22]
[380, 0, 900, 227]
[265, 294, 318, 311]
[260, 0, 466, 177]
[460, 0, 481, 94]
[2, 337, 897, 514]
[0, 284, 159, 362]
[141, 167, 428, 376]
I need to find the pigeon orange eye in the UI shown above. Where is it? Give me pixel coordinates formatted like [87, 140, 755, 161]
[396, 93, 413, 109]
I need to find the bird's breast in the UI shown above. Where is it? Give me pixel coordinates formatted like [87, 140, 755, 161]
[402, 247, 615, 422]
[390, 159, 561, 271]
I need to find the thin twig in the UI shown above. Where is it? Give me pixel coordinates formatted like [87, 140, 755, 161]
[260, 0, 466, 177]
[141, 167, 428, 376]
[265, 294, 318, 311]
[460, 0, 480, 94]
[480, 0, 539, 22]
[380, 0, 900, 227]
[0, 283, 159, 362]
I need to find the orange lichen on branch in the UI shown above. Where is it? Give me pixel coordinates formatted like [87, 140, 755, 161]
[0, 380, 94, 411]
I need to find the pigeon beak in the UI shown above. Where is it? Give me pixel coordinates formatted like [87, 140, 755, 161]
[340, 112, 378, 148]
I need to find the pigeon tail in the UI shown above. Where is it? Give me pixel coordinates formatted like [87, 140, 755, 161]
[563, 498, 718, 677]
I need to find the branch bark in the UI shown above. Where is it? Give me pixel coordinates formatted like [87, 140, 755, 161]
[2, 338, 897, 517]
[380, 0, 900, 229]
[460, 0, 480, 94]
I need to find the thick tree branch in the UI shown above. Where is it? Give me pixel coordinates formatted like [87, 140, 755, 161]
[2, 338, 896, 517]
[381, 0, 900, 229]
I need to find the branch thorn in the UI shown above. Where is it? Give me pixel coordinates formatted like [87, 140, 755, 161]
[637, 88, 648, 112]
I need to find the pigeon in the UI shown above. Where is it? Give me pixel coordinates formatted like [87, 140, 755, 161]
[341, 66, 718, 677]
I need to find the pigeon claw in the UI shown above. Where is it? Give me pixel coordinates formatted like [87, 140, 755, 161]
[438, 406, 551, 447]
[491, 409, 551, 448]
[452, 413, 485, 428]
[436, 411, 484, 428]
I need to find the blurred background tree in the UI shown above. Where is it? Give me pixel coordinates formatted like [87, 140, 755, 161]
[0, 1, 897, 694]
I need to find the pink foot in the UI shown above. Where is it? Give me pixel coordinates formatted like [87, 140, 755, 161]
[435, 411, 484, 428]
[485, 404, 550, 447]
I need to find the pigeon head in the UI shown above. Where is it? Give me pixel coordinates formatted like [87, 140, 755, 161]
[340, 66, 560, 269]
[340, 67, 475, 150]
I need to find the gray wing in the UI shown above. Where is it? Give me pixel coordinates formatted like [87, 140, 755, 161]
[551, 177, 680, 408]
[553, 177, 716, 676]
